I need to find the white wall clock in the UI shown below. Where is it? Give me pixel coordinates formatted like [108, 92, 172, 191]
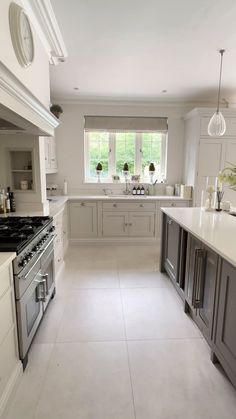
[9, 2, 34, 68]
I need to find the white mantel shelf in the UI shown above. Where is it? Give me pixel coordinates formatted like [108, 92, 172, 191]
[161, 207, 236, 268]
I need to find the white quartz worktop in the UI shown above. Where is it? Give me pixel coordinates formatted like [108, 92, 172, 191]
[67, 195, 190, 201]
[0, 252, 16, 272]
[0, 195, 190, 219]
[161, 207, 236, 267]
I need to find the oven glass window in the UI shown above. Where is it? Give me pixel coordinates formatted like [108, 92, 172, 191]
[26, 287, 41, 335]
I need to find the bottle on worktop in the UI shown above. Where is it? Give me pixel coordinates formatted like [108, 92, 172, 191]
[132, 186, 137, 195]
[5, 188, 11, 213]
[141, 185, 145, 195]
[7, 187, 16, 212]
[136, 186, 141, 195]
[0, 189, 4, 214]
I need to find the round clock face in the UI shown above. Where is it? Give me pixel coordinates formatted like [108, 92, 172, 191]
[19, 11, 34, 64]
[9, 3, 35, 68]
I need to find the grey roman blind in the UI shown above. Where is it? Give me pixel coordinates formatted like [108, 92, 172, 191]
[84, 116, 168, 132]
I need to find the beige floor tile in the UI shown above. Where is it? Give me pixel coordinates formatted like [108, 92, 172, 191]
[119, 269, 172, 288]
[34, 341, 135, 419]
[128, 339, 236, 419]
[34, 294, 67, 343]
[56, 289, 126, 342]
[122, 287, 201, 339]
[3, 344, 54, 419]
[57, 266, 120, 291]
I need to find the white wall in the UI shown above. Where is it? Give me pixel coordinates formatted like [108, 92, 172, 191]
[0, 0, 50, 108]
[48, 102, 192, 195]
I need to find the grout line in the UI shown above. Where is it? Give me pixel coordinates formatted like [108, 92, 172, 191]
[119, 287, 137, 419]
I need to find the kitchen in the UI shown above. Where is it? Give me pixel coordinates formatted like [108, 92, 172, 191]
[0, 0, 236, 418]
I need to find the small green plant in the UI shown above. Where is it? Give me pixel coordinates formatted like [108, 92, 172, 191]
[149, 162, 155, 172]
[50, 104, 63, 118]
[218, 162, 236, 191]
[96, 162, 103, 171]
[123, 163, 129, 171]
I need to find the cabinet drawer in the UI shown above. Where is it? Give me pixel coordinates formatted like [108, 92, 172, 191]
[160, 200, 189, 208]
[0, 288, 15, 346]
[102, 202, 156, 211]
[0, 264, 12, 299]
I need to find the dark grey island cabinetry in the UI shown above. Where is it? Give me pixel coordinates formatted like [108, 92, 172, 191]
[212, 260, 236, 387]
[160, 213, 187, 299]
[160, 208, 236, 389]
[185, 234, 219, 344]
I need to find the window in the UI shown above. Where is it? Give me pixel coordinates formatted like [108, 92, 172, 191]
[84, 116, 167, 182]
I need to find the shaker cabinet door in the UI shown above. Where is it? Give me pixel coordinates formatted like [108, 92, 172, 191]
[102, 212, 128, 237]
[197, 246, 218, 342]
[215, 260, 236, 379]
[129, 212, 155, 237]
[69, 202, 97, 238]
[164, 216, 181, 282]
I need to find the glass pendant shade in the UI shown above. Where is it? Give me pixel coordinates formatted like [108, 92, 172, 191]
[208, 49, 226, 137]
[208, 110, 226, 136]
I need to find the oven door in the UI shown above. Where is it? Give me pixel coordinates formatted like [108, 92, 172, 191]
[40, 246, 55, 311]
[16, 270, 46, 360]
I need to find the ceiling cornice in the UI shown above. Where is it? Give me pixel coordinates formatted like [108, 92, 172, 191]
[51, 96, 221, 108]
[22, 0, 67, 65]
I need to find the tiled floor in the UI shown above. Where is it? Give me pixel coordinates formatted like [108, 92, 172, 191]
[4, 245, 236, 419]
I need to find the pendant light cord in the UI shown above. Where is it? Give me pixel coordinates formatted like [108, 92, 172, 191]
[217, 49, 225, 113]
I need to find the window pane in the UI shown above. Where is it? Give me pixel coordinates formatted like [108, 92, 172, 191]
[115, 132, 135, 176]
[88, 132, 109, 178]
[141, 133, 163, 179]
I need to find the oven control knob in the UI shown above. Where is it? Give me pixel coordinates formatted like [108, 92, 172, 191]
[19, 258, 27, 267]
[50, 226, 55, 232]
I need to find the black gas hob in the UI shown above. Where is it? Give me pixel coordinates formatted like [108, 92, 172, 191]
[0, 216, 52, 253]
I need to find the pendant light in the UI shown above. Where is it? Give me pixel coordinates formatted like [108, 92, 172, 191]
[208, 49, 226, 137]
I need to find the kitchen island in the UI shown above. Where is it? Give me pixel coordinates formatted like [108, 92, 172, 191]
[160, 207, 236, 389]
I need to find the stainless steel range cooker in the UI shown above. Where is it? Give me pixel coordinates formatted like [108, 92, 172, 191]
[0, 216, 55, 368]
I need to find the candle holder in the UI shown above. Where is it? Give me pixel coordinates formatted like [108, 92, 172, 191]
[204, 177, 217, 211]
[149, 171, 155, 184]
[96, 170, 102, 183]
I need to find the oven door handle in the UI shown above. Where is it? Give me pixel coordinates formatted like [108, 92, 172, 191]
[39, 273, 49, 295]
[35, 278, 47, 302]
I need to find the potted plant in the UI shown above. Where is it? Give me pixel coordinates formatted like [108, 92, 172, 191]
[218, 163, 236, 191]
[50, 104, 63, 119]
[96, 162, 103, 182]
[123, 162, 129, 174]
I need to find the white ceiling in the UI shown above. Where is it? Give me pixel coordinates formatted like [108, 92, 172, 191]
[50, 0, 236, 103]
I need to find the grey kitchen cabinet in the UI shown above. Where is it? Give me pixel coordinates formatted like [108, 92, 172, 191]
[163, 215, 181, 282]
[185, 234, 218, 344]
[161, 214, 187, 298]
[69, 201, 98, 239]
[213, 260, 236, 388]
